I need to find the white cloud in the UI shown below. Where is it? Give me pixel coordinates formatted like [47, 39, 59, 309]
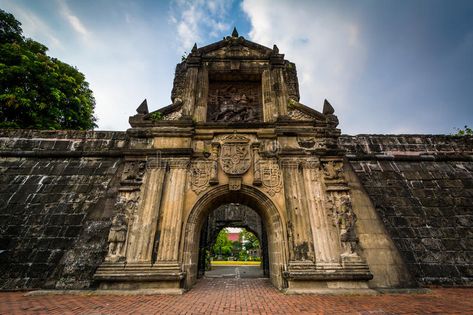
[170, 0, 233, 52]
[57, 0, 89, 38]
[241, 0, 367, 127]
[0, 0, 62, 49]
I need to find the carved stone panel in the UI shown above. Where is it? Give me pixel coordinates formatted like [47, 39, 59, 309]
[207, 81, 262, 122]
[219, 135, 251, 175]
[260, 159, 282, 196]
[189, 159, 212, 195]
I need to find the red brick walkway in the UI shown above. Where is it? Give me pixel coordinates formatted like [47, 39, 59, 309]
[1, 278, 472, 315]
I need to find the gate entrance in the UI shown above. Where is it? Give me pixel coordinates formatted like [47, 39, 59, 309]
[182, 185, 287, 290]
[197, 203, 269, 278]
[94, 29, 385, 294]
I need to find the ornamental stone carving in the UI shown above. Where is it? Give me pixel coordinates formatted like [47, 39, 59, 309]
[106, 214, 127, 262]
[189, 159, 212, 194]
[260, 159, 282, 196]
[322, 160, 344, 180]
[219, 135, 251, 175]
[288, 108, 313, 121]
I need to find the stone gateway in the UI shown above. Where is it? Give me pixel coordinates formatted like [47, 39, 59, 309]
[0, 29, 471, 292]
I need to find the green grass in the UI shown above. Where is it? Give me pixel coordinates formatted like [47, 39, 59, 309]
[211, 260, 261, 266]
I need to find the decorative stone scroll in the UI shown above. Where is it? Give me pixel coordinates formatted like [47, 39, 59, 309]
[189, 159, 212, 194]
[162, 108, 182, 120]
[219, 134, 251, 175]
[288, 109, 313, 121]
[260, 159, 282, 196]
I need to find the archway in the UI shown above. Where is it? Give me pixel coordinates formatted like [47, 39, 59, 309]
[197, 204, 269, 278]
[181, 185, 288, 290]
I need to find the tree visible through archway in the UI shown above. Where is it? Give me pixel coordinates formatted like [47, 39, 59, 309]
[196, 203, 269, 279]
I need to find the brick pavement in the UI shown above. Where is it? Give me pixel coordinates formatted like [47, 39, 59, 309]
[1, 278, 472, 315]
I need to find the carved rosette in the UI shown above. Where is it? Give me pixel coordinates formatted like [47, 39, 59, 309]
[260, 159, 282, 196]
[189, 159, 212, 195]
[219, 135, 251, 175]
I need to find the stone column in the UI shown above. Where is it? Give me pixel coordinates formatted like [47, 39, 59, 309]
[125, 160, 167, 264]
[301, 158, 340, 264]
[280, 158, 315, 263]
[155, 158, 189, 264]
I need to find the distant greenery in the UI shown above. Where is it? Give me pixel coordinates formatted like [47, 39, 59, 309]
[212, 228, 234, 259]
[0, 9, 96, 130]
[211, 228, 261, 261]
[454, 125, 473, 136]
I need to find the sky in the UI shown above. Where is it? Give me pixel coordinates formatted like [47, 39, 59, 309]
[1, 0, 472, 135]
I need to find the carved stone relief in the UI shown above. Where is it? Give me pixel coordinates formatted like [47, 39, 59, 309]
[322, 160, 344, 181]
[297, 137, 326, 150]
[326, 192, 360, 258]
[260, 159, 282, 196]
[207, 81, 262, 122]
[219, 135, 251, 175]
[288, 109, 313, 121]
[162, 108, 182, 121]
[189, 159, 212, 194]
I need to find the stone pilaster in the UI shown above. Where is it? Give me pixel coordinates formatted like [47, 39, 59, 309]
[301, 158, 340, 264]
[125, 159, 167, 264]
[252, 142, 262, 186]
[262, 69, 276, 122]
[193, 67, 208, 122]
[155, 158, 189, 265]
[280, 158, 315, 264]
[209, 142, 219, 185]
[271, 68, 288, 118]
[182, 67, 199, 117]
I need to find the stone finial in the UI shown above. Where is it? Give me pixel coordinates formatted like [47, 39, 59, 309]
[231, 27, 239, 37]
[136, 99, 149, 115]
[273, 44, 279, 54]
[191, 43, 198, 53]
[323, 99, 335, 115]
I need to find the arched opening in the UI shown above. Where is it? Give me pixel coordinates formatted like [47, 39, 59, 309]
[182, 185, 287, 290]
[197, 203, 269, 279]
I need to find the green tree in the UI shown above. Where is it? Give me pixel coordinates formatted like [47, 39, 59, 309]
[454, 125, 473, 136]
[0, 9, 96, 130]
[239, 228, 260, 250]
[212, 228, 234, 259]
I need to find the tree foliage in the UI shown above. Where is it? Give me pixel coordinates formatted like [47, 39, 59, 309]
[454, 125, 473, 136]
[0, 9, 96, 130]
[212, 228, 233, 258]
[240, 228, 260, 250]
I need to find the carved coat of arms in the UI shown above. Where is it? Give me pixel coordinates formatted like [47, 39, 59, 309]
[260, 159, 282, 196]
[189, 160, 211, 194]
[219, 135, 251, 175]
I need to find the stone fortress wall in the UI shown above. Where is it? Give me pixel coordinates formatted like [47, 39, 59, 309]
[0, 130, 125, 289]
[0, 130, 471, 290]
[340, 135, 472, 286]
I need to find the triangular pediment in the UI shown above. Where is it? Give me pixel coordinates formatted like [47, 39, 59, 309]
[288, 102, 326, 122]
[197, 36, 273, 59]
